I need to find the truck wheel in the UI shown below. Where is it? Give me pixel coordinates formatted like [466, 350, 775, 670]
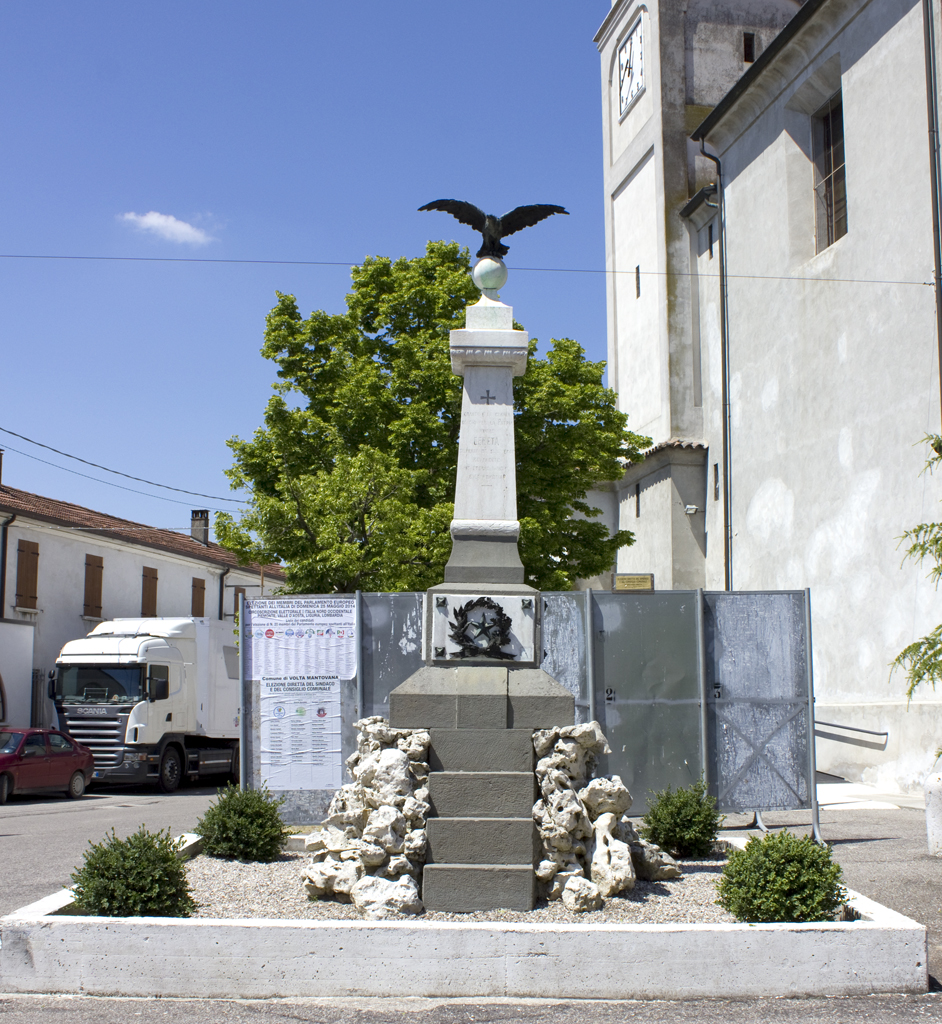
[158, 748, 182, 793]
[67, 771, 86, 799]
[0, 774, 9, 805]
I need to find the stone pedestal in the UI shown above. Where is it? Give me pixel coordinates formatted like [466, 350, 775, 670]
[444, 294, 528, 585]
[389, 664, 573, 912]
[388, 281, 574, 912]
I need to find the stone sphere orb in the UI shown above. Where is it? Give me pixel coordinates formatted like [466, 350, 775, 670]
[472, 257, 508, 291]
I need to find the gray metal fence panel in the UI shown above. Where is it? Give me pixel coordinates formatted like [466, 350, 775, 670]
[591, 591, 704, 816]
[541, 593, 590, 724]
[360, 592, 424, 719]
[703, 590, 813, 813]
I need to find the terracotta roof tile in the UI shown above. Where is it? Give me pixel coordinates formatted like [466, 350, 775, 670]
[642, 438, 707, 455]
[0, 484, 285, 580]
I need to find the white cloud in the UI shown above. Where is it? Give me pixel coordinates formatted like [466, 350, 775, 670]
[119, 210, 212, 245]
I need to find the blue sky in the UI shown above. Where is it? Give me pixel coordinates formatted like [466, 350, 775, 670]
[0, 1, 612, 535]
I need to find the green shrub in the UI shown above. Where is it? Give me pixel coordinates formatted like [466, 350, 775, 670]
[195, 784, 288, 862]
[70, 825, 196, 917]
[716, 829, 846, 922]
[640, 776, 724, 858]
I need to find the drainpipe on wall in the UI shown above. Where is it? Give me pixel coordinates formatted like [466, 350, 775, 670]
[218, 566, 230, 621]
[0, 513, 16, 615]
[700, 140, 733, 591]
[923, 0, 942, 423]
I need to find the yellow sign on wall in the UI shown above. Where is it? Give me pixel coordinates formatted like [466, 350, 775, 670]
[613, 573, 655, 592]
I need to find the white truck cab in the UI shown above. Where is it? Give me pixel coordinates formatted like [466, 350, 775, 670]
[53, 618, 240, 792]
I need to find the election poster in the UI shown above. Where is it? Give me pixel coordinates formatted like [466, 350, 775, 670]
[243, 597, 356, 791]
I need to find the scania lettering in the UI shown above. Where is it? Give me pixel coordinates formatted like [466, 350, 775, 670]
[52, 618, 240, 792]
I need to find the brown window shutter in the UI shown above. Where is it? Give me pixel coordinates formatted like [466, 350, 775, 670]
[141, 566, 158, 617]
[233, 586, 246, 616]
[191, 577, 206, 617]
[84, 555, 103, 618]
[15, 540, 39, 610]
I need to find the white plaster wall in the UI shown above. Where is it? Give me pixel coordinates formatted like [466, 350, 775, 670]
[0, 621, 34, 727]
[693, 0, 942, 788]
[615, 464, 674, 579]
[612, 152, 664, 434]
[2, 518, 270, 725]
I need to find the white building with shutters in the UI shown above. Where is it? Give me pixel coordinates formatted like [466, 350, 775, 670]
[593, 0, 942, 790]
[0, 483, 283, 728]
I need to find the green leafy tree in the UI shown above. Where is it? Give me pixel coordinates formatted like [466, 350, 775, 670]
[894, 435, 942, 698]
[217, 241, 649, 592]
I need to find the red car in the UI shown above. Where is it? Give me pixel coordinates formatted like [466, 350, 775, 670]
[0, 728, 94, 803]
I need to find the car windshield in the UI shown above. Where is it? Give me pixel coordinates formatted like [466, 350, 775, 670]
[0, 731, 24, 754]
[55, 665, 144, 703]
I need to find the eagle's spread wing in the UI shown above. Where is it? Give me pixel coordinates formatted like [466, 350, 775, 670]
[498, 204, 569, 238]
[418, 200, 487, 232]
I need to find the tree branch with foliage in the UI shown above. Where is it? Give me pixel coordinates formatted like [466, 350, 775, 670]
[894, 435, 942, 698]
[216, 241, 650, 593]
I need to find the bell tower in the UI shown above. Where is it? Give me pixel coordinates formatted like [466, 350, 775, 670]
[594, 0, 801, 588]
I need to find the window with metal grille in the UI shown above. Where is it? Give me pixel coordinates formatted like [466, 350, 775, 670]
[812, 92, 847, 252]
[15, 540, 38, 609]
[192, 577, 206, 617]
[84, 554, 103, 617]
[141, 566, 158, 617]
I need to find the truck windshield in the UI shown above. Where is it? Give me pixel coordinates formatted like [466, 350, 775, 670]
[56, 665, 145, 703]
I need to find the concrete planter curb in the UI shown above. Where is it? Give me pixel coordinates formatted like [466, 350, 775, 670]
[0, 834, 927, 1000]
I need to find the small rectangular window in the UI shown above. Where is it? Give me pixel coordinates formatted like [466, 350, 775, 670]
[635, 265, 641, 298]
[15, 540, 39, 610]
[708, 223, 714, 259]
[812, 91, 847, 252]
[141, 566, 158, 617]
[83, 554, 103, 618]
[191, 577, 206, 618]
[234, 586, 246, 617]
[635, 482, 641, 518]
[714, 463, 720, 501]
[743, 32, 756, 63]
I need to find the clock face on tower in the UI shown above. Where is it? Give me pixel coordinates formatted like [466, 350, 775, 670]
[618, 17, 645, 116]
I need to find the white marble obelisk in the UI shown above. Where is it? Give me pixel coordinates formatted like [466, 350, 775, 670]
[444, 259, 529, 584]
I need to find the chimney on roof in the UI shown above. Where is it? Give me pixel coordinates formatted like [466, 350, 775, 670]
[190, 509, 210, 545]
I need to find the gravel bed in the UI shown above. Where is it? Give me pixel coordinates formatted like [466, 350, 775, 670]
[186, 852, 737, 925]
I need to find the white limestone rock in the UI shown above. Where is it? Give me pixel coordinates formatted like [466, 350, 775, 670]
[349, 874, 423, 920]
[302, 855, 363, 900]
[402, 795, 430, 825]
[534, 720, 639, 902]
[404, 828, 427, 859]
[362, 805, 407, 853]
[630, 838, 683, 881]
[562, 875, 602, 912]
[547, 867, 584, 901]
[397, 730, 430, 761]
[533, 728, 559, 758]
[304, 716, 430, 912]
[367, 747, 414, 808]
[579, 775, 632, 820]
[588, 812, 636, 896]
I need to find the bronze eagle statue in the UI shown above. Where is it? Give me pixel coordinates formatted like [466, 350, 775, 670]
[418, 200, 569, 258]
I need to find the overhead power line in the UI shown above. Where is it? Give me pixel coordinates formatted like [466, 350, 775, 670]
[1, 441, 230, 508]
[0, 252, 931, 288]
[0, 426, 245, 504]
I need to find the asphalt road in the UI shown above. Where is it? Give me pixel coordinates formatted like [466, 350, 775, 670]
[0, 780, 219, 916]
[2, 994, 942, 1023]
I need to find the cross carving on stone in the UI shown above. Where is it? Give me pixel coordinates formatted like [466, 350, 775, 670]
[481, 390, 495, 405]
